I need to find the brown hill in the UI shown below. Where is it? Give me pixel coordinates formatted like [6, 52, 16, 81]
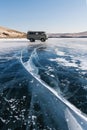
[0, 26, 26, 38]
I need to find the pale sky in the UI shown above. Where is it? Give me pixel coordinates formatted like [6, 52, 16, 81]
[0, 0, 87, 33]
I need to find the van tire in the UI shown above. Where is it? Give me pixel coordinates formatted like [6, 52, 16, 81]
[41, 38, 46, 42]
[30, 38, 35, 42]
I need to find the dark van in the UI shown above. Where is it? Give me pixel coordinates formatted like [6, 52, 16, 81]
[27, 31, 48, 42]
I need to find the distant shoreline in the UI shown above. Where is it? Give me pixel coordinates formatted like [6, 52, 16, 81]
[48, 36, 87, 38]
[0, 26, 87, 39]
[48, 32, 87, 38]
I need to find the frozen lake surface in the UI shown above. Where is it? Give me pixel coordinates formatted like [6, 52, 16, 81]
[0, 38, 87, 130]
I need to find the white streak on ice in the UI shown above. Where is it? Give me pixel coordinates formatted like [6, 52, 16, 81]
[65, 108, 82, 130]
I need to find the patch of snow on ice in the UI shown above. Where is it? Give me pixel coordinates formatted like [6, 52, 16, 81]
[49, 58, 78, 68]
[55, 48, 65, 56]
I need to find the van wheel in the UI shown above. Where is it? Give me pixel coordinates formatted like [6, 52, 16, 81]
[41, 38, 46, 42]
[30, 38, 35, 42]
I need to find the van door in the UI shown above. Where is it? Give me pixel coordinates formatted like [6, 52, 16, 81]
[35, 32, 40, 40]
